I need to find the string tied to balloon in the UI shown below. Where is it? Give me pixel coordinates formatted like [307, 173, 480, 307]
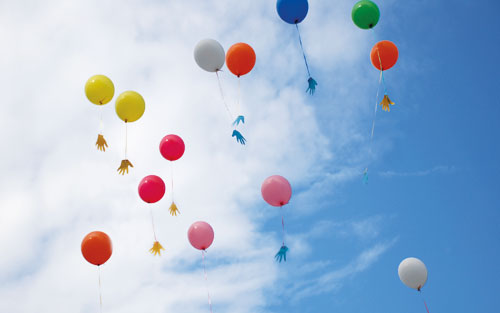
[215, 70, 246, 145]
[138, 175, 166, 256]
[418, 289, 431, 313]
[261, 175, 292, 262]
[85, 75, 114, 152]
[225, 42, 255, 145]
[115, 90, 145, 175]
[81, 231, 112, 313]
[188, 221, 215, 313]
[97, 265, 103, 313]
[149, 208, 165, 256]
[295, 24, 317, 95]
[363, 40, 399, 183]
[275, 205, 289, 262]
[202, 250, 213, 313]
[159, 134, 185, 216]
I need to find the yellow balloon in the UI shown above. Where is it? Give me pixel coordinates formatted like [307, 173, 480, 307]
[115, 91, 145, 123]
[85, 75, 115, 105]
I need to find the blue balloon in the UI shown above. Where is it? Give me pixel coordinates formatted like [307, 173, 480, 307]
[277, 0, 309, 24]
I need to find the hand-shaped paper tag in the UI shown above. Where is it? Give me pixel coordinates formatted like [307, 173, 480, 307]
[95, 134, 108, 152]
[379, 95, 395, 112]
[117, 159, 133, 175]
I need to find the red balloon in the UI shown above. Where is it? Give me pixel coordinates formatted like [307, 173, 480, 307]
[159, 134, 185, 161]
[370, 40, 398, 71]
[81, 231, 112, 266]
[188, 221, 214, 250]
[138, 175, 166, 203]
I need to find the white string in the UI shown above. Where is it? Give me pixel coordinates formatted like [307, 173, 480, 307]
[97, 266, 103, 313]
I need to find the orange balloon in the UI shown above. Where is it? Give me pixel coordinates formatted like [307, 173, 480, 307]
[370, 40, 398, 71]
[81, 231, 112, 266]
[226, 42, 256, 77]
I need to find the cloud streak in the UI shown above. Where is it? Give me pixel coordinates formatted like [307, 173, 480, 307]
[379, 165, 455, 177]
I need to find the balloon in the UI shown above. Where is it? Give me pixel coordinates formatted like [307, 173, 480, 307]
[194, 39, 225, 72]
[188, 221, 214, 250]
[276, 0, 309, 24]
[352, 0, 380, 29]
[115, 91, 145, 122]
[261, 175, 292, 207]
[138, 175, 166, 203]
[370, 40, 398, 71]
[398, 257, 428, 290]
[85, 75, 115, 105]
[226, 43, 256, 77]
[81, 231, 112, 266]
[159, 134, 185, 161]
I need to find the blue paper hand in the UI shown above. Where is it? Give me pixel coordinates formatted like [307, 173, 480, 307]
[232, 130, 246, 145]
[274, 245, 289, 263]
[306, 77, 317, 95]
[232, 115, 245, 126]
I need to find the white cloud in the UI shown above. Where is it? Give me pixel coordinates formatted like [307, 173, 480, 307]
[0, 0, 395, 312]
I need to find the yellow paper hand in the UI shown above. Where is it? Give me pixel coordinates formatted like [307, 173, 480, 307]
[169, 202, 180, 216]
[379, 95, 395, 112]
[117, 159, 133, 175]
[95, 134, 108, 152]
[149, 241, 165, 256]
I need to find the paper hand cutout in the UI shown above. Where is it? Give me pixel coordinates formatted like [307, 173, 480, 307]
[275, 245, 289, 263]
[232, 115, 245, 127]
[117, 159, 134, 175]
[306, 77, 318, 95]
[380, 94, 395, 112]
[232, 130, 246, 145]
[149, 241, 165, 256]
[169, 202, 180, 216]
[95, 134, 108, 152]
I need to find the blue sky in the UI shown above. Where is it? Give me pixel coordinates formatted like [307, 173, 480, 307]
[258, 1, 500, 312]
[0, 0, 498, 312]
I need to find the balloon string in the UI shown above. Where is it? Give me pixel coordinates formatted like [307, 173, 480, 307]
[99, 106, 104, 133]
[375, 48, 388, 95]
[170, 161, 174, 203]
[97, 266, 103, 313]
[295, 23, 311, 78]
[281, 205, 285, 246]
[150, 208, 157, 241]
[370, 71, 383, 141]
[201, 251, 213, 313]
[124, 122, 128, 159]
[419, 291, 430, 313]
[237, 77, 242, 117]
[215, 71, 234, 123]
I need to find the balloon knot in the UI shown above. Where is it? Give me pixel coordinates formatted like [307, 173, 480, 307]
[275, 245, 289, 263]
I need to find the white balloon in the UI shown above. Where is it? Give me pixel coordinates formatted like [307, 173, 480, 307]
[194, 39, 225, 72]
[398, 257, 428, 290]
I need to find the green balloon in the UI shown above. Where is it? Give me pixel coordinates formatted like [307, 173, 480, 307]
[352, 0, 380, 29]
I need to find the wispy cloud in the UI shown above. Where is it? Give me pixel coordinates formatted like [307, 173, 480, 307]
[285, 238, 397, 301]
[379, 165, 455, 177]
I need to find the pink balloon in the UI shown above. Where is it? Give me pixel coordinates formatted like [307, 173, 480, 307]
[138, 175, 166, 204]
[261, 175, 292, 207]
[188, 221, 214, 250]
[159, 134, 185, 161]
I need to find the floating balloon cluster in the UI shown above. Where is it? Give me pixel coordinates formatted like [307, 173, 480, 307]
[81, 1, 427, 312]
[85, 75, 145, 175]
